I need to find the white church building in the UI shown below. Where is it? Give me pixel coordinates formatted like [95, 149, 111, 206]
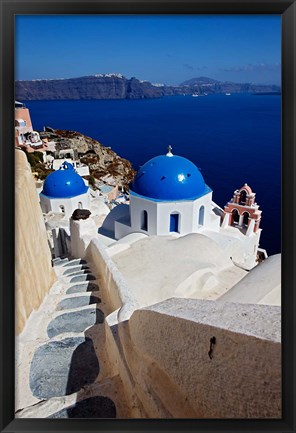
[39, 161, 90, 218]
[112, 147, 265, 270]
[115, 146, 220, 238]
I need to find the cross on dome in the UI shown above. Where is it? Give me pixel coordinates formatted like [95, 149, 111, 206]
[166, 145, 173, 157]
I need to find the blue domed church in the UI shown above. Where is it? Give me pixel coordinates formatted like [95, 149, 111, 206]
[40, 162, 90, 217]
[115, 147, 221, 239]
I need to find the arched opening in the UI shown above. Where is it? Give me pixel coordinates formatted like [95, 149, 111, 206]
[232, 209, 239, 224]
[141, 210, 148, 231]
[59, 205, 65, 214]
[243, 211, 249, 225]
[198, 206, 205, 226]
[78, 202, 83, 209]
[170, 213, 179, 233]
[239, 190, 247, 205]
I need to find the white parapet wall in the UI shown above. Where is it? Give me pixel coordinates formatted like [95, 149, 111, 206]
[70, 217, 98, 259]
[86, 238, 140, 320]
[116, 298, 281, 418]
[82, 234, 281, 419]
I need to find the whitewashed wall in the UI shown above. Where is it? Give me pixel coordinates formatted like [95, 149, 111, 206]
[40, 192, 90, 218]
[15, 150, 56, 335]
[116, 191, 220, 239]
[115, 298, 281, 418]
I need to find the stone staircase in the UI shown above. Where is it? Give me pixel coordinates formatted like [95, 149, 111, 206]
[15, 257, 131, 418]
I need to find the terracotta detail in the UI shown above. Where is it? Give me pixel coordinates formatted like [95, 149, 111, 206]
[224, 184, 261, 234]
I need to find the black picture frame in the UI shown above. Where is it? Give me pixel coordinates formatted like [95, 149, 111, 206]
[0, 1, 295, 432]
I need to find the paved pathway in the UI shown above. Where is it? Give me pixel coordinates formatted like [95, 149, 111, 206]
[15, 257, 131, 418]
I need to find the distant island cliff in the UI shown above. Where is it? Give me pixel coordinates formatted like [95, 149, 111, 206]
[15, 73, 281, 101]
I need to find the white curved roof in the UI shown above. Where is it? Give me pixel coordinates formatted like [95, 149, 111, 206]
[111, 233, 247, 307]
[217, 254, 281, 306]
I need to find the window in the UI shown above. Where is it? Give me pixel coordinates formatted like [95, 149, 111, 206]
[239, 190, 247, 205]
[198, 206, 205, 226]
[232, 209, 239, 224]
[141, 210, 148, 231]
[243, 212, 249, 225]
[170, 213, 179, 233]
[15, 119, 27, 127]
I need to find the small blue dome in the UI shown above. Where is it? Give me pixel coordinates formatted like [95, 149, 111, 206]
[41, 163, 88, 198]
[130, 153, 210, 201]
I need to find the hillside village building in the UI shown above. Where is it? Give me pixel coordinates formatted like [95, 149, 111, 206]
[15, 101, 43, 149]
[15, 102, 92, 179]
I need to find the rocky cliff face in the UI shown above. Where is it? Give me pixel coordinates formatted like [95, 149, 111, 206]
[16, 75, 167, 100]
[15, 74, 280, 100]
[41, 128, 136, 187]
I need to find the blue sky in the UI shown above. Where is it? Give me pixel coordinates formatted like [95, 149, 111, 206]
[15, 15, 281, 85]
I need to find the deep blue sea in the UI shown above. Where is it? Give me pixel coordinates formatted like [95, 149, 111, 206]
[25, 94, 281, 255]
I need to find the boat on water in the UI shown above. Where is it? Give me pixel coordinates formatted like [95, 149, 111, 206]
[225, 93, 231, 96]
[192, 93, 199, 97]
